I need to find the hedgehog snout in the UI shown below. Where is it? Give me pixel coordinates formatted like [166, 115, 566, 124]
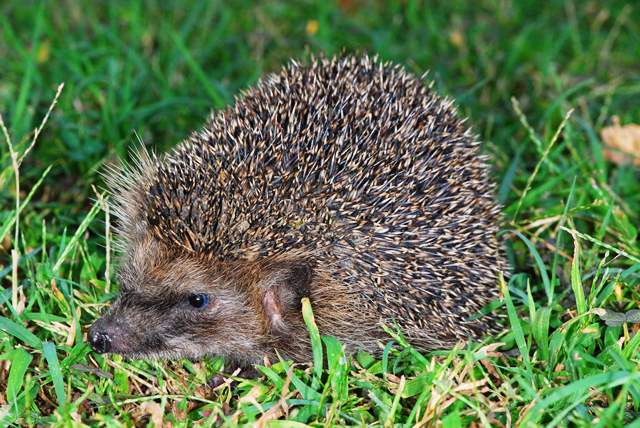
[89, 317, 125, 354]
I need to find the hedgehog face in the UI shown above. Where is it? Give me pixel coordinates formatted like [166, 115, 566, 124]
[89, 238, 264, 362]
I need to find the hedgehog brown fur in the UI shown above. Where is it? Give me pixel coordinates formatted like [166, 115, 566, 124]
[89, 55, 508, 367]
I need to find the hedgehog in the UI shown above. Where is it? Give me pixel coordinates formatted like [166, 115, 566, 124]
[89, 55, 507, 369]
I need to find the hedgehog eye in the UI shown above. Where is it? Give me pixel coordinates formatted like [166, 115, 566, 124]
[188, 293, 209, 309]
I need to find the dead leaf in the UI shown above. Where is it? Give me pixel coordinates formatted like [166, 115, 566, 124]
[1, 234, 10, 253]
[237, 384, 265, 409]
[65, 307, 80, 346]
[600, 118, 640, 166]
[479, 359, 499, 379]
[15, 285, 25, 315]
[138, 401, 163, 428]
[453, 378, 488, 393]
[474, 341, 506, 358]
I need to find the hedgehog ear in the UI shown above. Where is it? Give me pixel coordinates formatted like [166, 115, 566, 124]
[260, 261, 313, 334]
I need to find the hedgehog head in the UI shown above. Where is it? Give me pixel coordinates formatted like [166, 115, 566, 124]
[89, 230, 318, 363]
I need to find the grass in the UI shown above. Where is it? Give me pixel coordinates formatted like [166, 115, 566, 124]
[1, 0, 639, 425]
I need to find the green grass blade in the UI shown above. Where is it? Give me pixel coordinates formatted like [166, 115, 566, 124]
[301, 297, 322, 391]
[42, 341, 66, 405]
[551, 175, 577, 287]
[384, 375, 405, 427]
[322, 335, 348, 401]
[559, 227, 640, 264]
[170, 31, 227, 108]
[52, 199, 102, 273]
[501, 274, 532, 376]
[267, 421, 312, 428]
[510, 230, 553, 304]
[6, 347, 33, 404]
[511, 105, 573, 221]
[0, 316, 42, 348]
[498, 148, 520, 204]
[623, 330, 640, 360]
[0, 164, 53, 243]
[522, 371, 640, 424]
[11, 3, 44, 139]
[569, 230, 587, 316]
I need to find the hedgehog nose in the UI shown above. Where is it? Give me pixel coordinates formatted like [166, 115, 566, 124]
[89, 330, 111, 353]
[89, 320, 113, 354]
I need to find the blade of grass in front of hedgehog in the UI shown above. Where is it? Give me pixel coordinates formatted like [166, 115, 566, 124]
[301, 297, 323, 391]
[321, 335, 348, 423]
[322, 335, 348, 401]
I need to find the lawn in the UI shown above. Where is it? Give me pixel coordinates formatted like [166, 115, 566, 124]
[1, 0, 639, 426]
